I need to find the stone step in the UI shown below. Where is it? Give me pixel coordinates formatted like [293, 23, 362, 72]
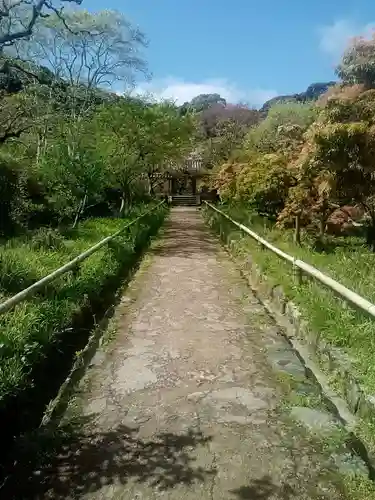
[171, 195, 200, 206]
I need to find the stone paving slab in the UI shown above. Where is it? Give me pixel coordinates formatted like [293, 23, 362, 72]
[36, 208, 350, 500]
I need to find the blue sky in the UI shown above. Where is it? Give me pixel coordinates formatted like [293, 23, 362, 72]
[88, 0, 375, 107]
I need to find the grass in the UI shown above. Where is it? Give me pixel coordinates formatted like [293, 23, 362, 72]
[220, 204, 375, 300]
[203, 203, 375, 498]
[0, 202, 167, 455]
[203, 203, 375, 455]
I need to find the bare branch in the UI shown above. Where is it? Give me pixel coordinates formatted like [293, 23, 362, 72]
[0, 0, 46, 47]
[0, 0, 82, 49]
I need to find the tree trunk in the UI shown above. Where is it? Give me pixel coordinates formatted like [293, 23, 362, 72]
[72, 194, 87, 228]
[119, 196, 126, 217]
[147, 174, 155, 196]
[294, 214, 301, 245]
[36, 125, 48, 165]
[72, 199, 83, 229]
[41, 123, 48, 157]
[119, 194, 130, 217]
[366, 218, 375, 252]
[360, 203, 375, 251]
[36, 133, 41, 165]
[319, 216, 326, 241]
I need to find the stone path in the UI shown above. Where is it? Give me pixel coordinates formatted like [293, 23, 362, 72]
[36, 208, 354, 499]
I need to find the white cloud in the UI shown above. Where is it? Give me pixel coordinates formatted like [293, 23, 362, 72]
[129, 77, 278, 108]
[318, 19, 375, 59]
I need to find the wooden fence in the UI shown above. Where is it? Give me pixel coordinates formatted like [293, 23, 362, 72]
[0, 202, 164, 315]
[205, 201, 375, 318]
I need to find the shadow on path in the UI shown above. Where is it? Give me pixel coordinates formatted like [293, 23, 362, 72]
[5, 419, 216, 499]
[149, 216, 217, 258]
[230, 476, 295, 499]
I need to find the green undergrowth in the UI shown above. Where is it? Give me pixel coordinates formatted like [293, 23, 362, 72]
[0, 202, 167, 449]
[216, 204, 375, 301]
[275, 378, 375, 499]
[203, 203, 375, 456]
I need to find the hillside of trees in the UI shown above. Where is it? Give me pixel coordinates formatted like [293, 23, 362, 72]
[260, 81, 336, 112]
[179, 93, 261, 168]
[0, 4, 198, 238]
[181, 80, 339, 170]
[210, 33, 375, 249]
[3, 1, 374, 249]
[0, 1, 201, 466]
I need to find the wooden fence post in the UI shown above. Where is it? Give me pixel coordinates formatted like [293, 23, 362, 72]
[293, 260, 302, 285]
[294, 214, 301, 245]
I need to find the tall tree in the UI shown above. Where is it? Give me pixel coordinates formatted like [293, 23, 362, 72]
[38, 114, 107, 226]
[135, 101, 196, 194]
[286, 87, 375, 246]
[15, 9, 147, 89]
[8, 8, 148, 196]
[94, 98, 151, 215]
[92, 98, 196, 209]
[184, 93, 226, 112]
[200, 103, 259, 138]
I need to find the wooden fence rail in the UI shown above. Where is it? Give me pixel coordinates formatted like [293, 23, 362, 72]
[204, 201, 375, 319]
[0, 202, 165, 315]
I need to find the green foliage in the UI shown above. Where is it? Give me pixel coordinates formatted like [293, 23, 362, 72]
[204, 118, 251, 165]
[93, 97, 196, 201]
[0, 86, 41, 143]
[0, 3, 185, 234]
[37, 117, 108, 223]
[183, 93, 227, 113]
[0, 203, 167, 413]
[336, 34, 375, 87]
[204, 203, 375, 468]
[0, 90, 196, 231]
[244, 102, 317, 154]
[236, 153, 294, 217]
[29, 228, 65, 251]
[212, 102, 313, 218]
[0, 153, 28, 236]
[211, 42, 375, 244]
